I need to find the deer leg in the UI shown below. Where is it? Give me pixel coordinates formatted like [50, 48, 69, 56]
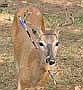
[17, 79, 21, 90]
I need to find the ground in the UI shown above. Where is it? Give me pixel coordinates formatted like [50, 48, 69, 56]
[0, 0, 83, 90]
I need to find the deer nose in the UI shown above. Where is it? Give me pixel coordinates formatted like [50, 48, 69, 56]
[46, 56, 55, 65]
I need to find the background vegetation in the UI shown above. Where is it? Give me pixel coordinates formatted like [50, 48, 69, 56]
[0, 0, 83, 90]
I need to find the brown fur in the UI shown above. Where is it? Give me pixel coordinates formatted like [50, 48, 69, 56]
[12, 6, 49, 90]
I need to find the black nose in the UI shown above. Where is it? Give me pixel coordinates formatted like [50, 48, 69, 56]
[49, 60, 55, 65]
[46, 56, 55, 65]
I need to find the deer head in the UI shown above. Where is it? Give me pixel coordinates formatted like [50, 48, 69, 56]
[27, 22, 60, 66]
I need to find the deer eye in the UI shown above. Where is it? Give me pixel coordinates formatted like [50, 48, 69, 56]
[39, 41, 46, 47]
[56, 42, 59, 46]
[39, 42, 44, 46]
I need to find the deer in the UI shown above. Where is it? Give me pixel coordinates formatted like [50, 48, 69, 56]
[12, 6, 60, 90]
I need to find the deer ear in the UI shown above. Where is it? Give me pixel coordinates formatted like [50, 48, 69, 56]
[40, 16, 45, 33]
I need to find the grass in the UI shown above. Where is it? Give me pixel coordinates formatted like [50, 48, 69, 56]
[44, 13, 83, 89]
[0, 9, 9, 13]
[58, 30, 83, 85]
[44, 13, 83, 28]
[44, 14, 64, 27]
[74, 14, 83, 27]
[0, 9, 83, 90]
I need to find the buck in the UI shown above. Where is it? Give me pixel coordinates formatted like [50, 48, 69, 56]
[12, 6, 59, 90]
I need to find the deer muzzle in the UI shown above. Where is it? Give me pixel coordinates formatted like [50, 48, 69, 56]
[46, 44, 55, 65]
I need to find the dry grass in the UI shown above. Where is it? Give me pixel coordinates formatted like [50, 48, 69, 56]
[0, 1, 83, 90]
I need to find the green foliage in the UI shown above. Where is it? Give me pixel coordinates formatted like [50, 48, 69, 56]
[43, 14, 64, 26]
[44, 13, 83, 88]
[44, 14, 83, 28]
[74, 15, 83, 27]
[0, 9, 8, 14]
